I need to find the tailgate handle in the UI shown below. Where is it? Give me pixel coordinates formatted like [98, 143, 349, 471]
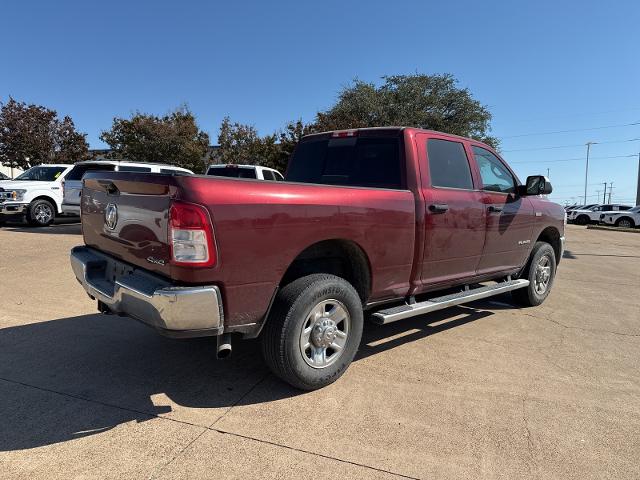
[99, 181, 120, 196]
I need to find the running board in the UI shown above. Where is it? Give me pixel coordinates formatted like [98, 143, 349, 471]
[371, 279, 530, 325]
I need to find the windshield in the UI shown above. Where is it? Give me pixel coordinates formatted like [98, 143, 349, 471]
[15, 166, 67, 181]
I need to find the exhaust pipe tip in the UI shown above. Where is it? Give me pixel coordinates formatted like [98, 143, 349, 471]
[216, 333, 232, 359]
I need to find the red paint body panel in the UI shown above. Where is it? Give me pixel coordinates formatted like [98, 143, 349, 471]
[80, 127, 565, 332]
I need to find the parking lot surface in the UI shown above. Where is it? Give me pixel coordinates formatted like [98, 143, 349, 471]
[0, 223, 639, 479]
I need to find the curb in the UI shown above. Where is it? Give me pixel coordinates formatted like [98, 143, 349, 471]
[587, 225, 640, 234]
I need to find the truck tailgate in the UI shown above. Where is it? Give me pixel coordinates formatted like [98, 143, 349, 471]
[81, 173, 178, 278]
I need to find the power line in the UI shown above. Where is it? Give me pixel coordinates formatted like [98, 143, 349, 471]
[502, 137, 640, 153]
[501, 121, 640, 139]
[509, 154, 636, 164]
[498, 106, 640, 125]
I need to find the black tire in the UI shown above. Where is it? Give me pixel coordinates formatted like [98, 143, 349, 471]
[27, 199, 55, 226]
[261, 273, 364, 391]
[615, 217, 635, 229]
[512, 242, 556, 307]
[575, 215, 590, 226]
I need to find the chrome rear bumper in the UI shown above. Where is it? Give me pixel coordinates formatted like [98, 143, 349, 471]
[70, 246, 224, 337]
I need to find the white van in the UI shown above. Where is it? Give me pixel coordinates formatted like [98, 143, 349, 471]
[62, 161, 193, 215]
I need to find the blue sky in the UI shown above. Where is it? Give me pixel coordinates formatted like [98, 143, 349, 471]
[1, 0, 639, 204]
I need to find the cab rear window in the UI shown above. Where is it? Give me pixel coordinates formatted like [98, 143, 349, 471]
[207, 166, 257, 179]
[287, 136, 404, 189]
[66, 164, 116, 181]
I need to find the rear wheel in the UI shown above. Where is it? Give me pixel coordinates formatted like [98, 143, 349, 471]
[261, 274, 363, 390]
[616, 217, 635, 229]
[27, 199, 55, 226]
[512, 242, 556, 307]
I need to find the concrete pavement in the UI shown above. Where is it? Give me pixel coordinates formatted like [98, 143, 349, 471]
[0, 223, 639, 479]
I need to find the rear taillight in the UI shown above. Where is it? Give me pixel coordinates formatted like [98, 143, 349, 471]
[169, 201, 217, 267]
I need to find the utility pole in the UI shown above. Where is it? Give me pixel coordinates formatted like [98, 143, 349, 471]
[608, 182, 613, 203]
[636, 152, 640, 206]
[603, 182, 607, 203]
[584, 142, 596, 204]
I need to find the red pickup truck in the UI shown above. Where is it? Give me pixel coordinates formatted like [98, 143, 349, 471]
[70, 127, 565, 390]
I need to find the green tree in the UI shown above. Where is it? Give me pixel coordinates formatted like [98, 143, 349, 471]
[216, 116, 265, 165]
[315, 74, 497, 147]
[100, 107, 210, 173]
[215, 73, 496, 175]
[216, 118, 314, 174]
[0, 98, 89, 169]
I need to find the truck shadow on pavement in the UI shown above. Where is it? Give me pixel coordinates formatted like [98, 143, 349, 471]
[0, 218, 81, 235]
[0, 303, 497, 451]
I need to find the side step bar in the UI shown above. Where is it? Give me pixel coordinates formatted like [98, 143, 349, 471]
[371, 279, 530, 325]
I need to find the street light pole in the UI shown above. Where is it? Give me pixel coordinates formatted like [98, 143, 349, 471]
[584, 142, 596, 204]
[636, 152, 640, 206]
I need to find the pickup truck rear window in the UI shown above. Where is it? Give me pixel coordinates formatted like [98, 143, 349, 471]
[207, 166, 257, 179]
[287, 137, 404, 189]
[66, 164, 116, 181]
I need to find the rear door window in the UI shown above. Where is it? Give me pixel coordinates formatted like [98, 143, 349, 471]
[426, 139, 473, 190]
[262, 170, 276, 181]
[287, 136, 404, 189]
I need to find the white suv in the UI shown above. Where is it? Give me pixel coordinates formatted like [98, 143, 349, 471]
[62, 161, 193, 215]
[568, 204, 632, 225]
[0, 164, 74, 226]
[600, 206, 640, 228]
[206, 164, 284, 181]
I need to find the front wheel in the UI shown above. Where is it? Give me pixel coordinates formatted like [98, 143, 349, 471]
[512, 242, 557, 307]
[575, 215, 590, 226]
[261, 274, 364, 390]
[616, 217, 635, 229]
[27, 199, 55, 226]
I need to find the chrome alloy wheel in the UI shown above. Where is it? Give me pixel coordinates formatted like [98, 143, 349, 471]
[34, 203, 53, 224]
[299, 299, 350, 369]
[534, 255, 552, 295]
[618, 219, 632, 228]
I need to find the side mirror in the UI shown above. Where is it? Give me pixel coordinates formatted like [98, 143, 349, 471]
[520, 175, 552, 196]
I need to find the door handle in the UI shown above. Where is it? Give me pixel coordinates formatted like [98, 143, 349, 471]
[488, 205, 503, 213]
[428, 203, 449, 214]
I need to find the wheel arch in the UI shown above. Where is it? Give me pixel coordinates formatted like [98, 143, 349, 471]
[535, 226, 562, 265]
[30, 195, 60, 213]
[615, 216, 635, 227]
[279, 239, 372, 305]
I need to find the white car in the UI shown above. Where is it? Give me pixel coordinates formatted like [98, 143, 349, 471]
[206, 164, 284, 181]
[62, 161, 193, 215]
[600, 206, 640, 228]
[568, 204, 632, 225]
[0, 164, 74, 226]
